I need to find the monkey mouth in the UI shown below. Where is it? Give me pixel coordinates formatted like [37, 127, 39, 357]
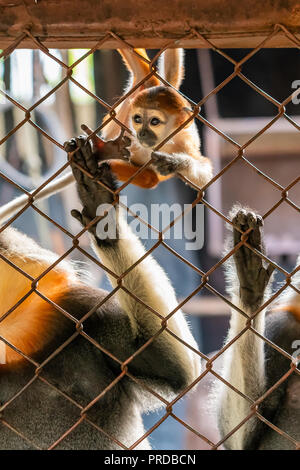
[139, 140, 156, 149]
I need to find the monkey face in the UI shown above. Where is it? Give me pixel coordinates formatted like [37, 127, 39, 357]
[130, 107, 176, 148]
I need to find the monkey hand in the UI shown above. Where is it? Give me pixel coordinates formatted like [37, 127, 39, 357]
[231, 207, 274, 311]
[98, 132, 131, 161]
[64, 136, 118, 239]
[151, 152, 189, 176]
[81, 124, 131, 162]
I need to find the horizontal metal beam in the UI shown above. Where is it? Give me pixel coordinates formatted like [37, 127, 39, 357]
[0, 0, 300, 49]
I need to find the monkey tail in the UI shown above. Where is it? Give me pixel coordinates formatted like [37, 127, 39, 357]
[0, 172, 74, 225]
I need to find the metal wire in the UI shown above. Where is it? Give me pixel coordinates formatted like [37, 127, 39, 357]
[0, 24, 299, 450]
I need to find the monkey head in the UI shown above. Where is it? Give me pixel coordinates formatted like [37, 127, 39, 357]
[130, 86, 193, 148]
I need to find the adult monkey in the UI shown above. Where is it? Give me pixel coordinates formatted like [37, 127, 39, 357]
[217, 207, 300, 450]
[0, 136, 200, 450]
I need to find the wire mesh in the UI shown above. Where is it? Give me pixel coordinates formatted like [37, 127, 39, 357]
[0, 24, 299, 450]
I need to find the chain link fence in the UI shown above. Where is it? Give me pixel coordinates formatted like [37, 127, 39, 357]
[0, 24, 299, 450]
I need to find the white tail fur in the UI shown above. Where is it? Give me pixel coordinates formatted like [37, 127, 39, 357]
[0, 172, 74, 225]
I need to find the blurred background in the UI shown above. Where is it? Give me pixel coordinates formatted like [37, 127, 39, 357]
[0, 47, 299, 449]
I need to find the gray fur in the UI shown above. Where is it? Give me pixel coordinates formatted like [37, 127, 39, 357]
[217, 207, 300, 450]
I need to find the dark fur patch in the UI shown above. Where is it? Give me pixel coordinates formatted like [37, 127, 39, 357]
[133, 86, 188, 112]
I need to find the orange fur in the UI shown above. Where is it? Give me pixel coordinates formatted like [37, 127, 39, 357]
[272, 304, 300, 322]
[109, 160, 171, 189]
[0, 259, 75, 366]
[133, 86, 188, 113]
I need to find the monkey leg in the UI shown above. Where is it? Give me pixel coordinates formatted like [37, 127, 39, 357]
[231, 208, 274, 312]
[110, 160, 160, 189]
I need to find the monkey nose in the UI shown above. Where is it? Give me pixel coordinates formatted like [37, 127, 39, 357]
[138, 129, 147, 139]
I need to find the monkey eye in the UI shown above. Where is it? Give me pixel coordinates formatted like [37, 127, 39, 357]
[133, 114, 142, 124]
[150, 117, 160, 126]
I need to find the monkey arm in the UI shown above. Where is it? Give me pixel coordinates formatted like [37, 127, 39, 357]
[151, 151, 213, 189]
[217, 207, 275, 450]
[176, 154, 213, 189]
[66, 136, 201, 399]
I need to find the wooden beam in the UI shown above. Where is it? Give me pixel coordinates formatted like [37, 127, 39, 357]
[0, 0, 300, 50]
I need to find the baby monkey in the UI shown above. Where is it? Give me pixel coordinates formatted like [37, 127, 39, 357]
[98, 48, 213, 190]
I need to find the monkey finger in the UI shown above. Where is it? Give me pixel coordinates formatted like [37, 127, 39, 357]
[248, 227, 262, 251]
[150, 152, 159, 163]
[73, 138, 89, 171]
[246, 212, 256, 228]
[232, 209, 247, 229]
[65, 138, 88, 185]
[121, 147, 130, 159]
[71, 209, 84, 226]
[232, 210, 249, 247]
[64, 138, 77, 153]
[81, 141, 99, 176]
[248, 214, 264, 250]
[81, 124, 103, 153]
[75, 136, 88, 149]
[247, 212, 263, 231]
[233, 226, 243, 248]
[81, 124, 93, 136]
[122, 136, 131, 147]
[81, 206, 96, 229]
[116, 130, 131, 148]
[68, 147, 85, 183]
[71, 165, 84, 185]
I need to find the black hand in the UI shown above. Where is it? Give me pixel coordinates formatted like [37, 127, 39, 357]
[64, 136, 118, 240]
[231, 208, 274, 310]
